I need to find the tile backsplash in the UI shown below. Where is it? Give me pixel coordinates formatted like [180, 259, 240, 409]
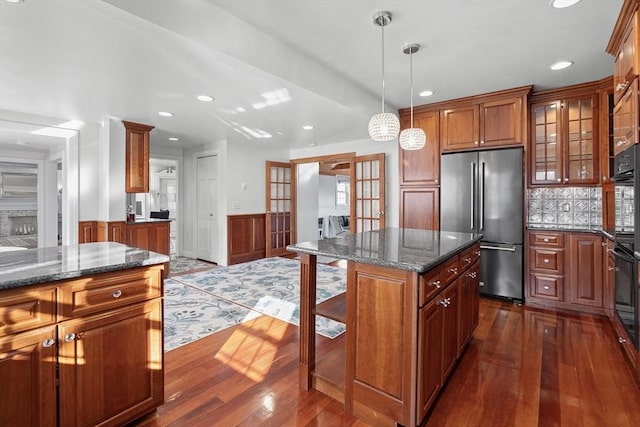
[527, 187, 601, 228]
[615, 185, 634, 231]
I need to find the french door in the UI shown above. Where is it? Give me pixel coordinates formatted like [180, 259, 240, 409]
[265, 161, 296, 257]
[352, 154, 386, 232]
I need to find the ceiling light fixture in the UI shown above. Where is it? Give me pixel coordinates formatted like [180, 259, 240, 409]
[168, 137, 179, 141]
[5, 0, 24, 3]
[551, 0, 581, 8]
[399, 44, 426, 151]
[158, 111, 173, 117]
[368, 11, 399, 142]
[302, 125, 314, 130]
[419, 90, 434, 97]
[197, 95, 214, 102]
[549, 60, 574, 70]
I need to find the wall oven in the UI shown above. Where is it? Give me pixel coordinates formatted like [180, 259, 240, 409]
[612, 144, 639, 349]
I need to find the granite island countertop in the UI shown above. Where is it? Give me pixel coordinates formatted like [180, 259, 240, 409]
[0, 242, 170, 290]
[287, 227, 482, 274]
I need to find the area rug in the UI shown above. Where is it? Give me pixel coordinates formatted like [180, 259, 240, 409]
[163, 279, 261, 351]
[169, 256, 217, 276]
[171, 257, 347, 339]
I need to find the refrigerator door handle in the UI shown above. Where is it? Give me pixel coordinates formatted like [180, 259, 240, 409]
[479, 161, 485, 230]
[470, 162, 476, 229]
[480, 245, 517, 252]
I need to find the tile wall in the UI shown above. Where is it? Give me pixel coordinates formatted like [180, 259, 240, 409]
[614, 186, 635, 232]
[527, 187, 602, 228]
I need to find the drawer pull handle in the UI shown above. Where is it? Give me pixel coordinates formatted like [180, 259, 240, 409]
[619, 337, 627, 344]
[449, 268, 458, 273]
[543, 259, 550, 264]
[543, 238, 549, 243]
[608, 266, 615, 271]
[112, 289, 123, 299]
[465, 257, 472, 264]
[431, 280, 441, 289]
[64, 333, 76, 342]
[42, 338, 55, 348]
[543, 285, 550, 290]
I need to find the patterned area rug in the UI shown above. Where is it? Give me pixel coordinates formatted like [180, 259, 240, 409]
[169, 256, 217, 276]
[166, 257, 346, 350]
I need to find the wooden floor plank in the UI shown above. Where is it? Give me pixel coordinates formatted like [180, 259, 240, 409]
[130, 298, 640, 427]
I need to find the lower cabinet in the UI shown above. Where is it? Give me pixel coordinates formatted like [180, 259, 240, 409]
[527, 230, 604, 314]
[0, 265, 164, 427]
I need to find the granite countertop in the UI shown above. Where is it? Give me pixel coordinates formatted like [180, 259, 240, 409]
[287, 227, 482, 274]
[127, 218, 172, 224]
[0, 242, 170, 290]
[526, 224, 614, 240]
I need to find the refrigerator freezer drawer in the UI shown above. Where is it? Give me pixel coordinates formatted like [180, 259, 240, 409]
[480, 243, 523, 301]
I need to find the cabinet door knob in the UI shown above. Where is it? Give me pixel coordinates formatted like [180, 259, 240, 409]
[563, 178, 569, 182]
[619, 337, 627, 344]
[435, 179, 439, 184]
[616, 83, 626, 91]
[556, 178, 561, 182]
[42, 338, 55, 348]
[480, 140, 485, 145]
[543, 259, 550, 263]
[544, 285, 550, 290]
[608, 266, 615, 271]
[543, 238, 550, 243]
[64, 333, 76, 342]
[112, 289, 123, 299]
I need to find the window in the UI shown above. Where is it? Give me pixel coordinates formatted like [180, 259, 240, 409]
[336, 175, 350, 207]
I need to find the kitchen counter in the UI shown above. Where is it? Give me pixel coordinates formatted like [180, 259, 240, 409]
[287, 228, 482, 426]
[127, 218, 172, 224]
[0, 242, 169, 289]
[287, 227, 482, 273]
[526, 224, 615, 240]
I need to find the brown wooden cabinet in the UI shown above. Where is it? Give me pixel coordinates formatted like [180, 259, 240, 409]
[441, 105, 480, 151]
[0, 325, 57, 427]
[123, 121, 154, 193]
[400, 187, 439, 231]
[127, 221, 170, 255]
[227, 214, 266, 265]
[613, 77, 639, 155]
[417, 295, 444, 418]
[399, 110, 440, 186]
[530, 87, 599, 186]
[611, 7, 639, 104]
[527, 230, 605, 315]
[0, 265, 165, 426]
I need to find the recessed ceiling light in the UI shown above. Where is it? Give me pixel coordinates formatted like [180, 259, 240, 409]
[302, 125, 314, 130]
[310, 142, 317, 147]
[549, 61, 574, 70]
[158, 111, 173, 117]
[197, 95, 214, 102]
[551, 0, 581, 8]
[168, 137, 179, 141]
[419, 90, 434, 97]
[5, 0, 24, 3]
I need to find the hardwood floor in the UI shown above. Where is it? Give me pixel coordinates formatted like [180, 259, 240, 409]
[131, 298, 640, 426]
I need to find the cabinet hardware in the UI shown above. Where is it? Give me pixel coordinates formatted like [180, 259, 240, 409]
[431, 280, 441, 289]
[64, 333, 76, 342]
[608, 266, 615, 271]
[480, 140, 485, 145]
[449, 267, 457, 273]
[619, 337, 627, 344]
[465, 257, 472, 264]
[616, 83, 625, 92]
[42, 338, 55, 348]
[543, 259, 550, 263]
[563, 178, 569, 182]
[112, 289, 123, 298]
[543, 238, 550, 243]
[544, 285, 550, 290]
[556, 178, 561, 182]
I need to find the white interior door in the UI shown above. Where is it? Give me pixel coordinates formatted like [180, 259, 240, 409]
[196, 155, 218, 262]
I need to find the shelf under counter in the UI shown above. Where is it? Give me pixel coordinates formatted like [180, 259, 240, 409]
[316, 292, 346, 324]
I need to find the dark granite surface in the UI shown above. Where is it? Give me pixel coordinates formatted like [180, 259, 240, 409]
[287, 228, 482, 273]
[0, 242, 170, 290]
[127, 218, 172, 224]
[526, 224, 615, 240]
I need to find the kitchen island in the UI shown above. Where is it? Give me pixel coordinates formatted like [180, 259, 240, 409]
[0, 242, 169, 427]
[288, 228, 482, 427]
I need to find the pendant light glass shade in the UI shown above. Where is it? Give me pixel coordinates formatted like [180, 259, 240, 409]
[399, 43, 426, 150]
[369, 11, 399, 142]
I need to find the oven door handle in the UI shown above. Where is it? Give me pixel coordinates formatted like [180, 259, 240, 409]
[612, 247, 636, 263]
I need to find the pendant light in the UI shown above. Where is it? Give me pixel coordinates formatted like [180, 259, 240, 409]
[368, 11, 400, 142]
[399, 44, 426, 150]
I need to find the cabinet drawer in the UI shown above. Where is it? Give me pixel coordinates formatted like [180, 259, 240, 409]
[459, 244, 480, 271]
[58, 266, 162, 319]
[530, 273, 564, 301]
[530, 248, 564, 274]
[441, 256, 459, 285]
[0, 286, 56, 338]
[529, 231, 564, 248]
[419, 268, 443, 307]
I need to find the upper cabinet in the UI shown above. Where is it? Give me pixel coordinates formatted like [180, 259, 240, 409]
[123, 120, 154, 193]
[529, 83, 599, 187]
[398, 110, 441, 186]
[613, 77, 639, 155]
[611, 5, 639, 104]
[441, 88, 530, 152]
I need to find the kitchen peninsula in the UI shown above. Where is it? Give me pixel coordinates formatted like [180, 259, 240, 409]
[0, 242, 169, 427]
[288, 228, 482, 427]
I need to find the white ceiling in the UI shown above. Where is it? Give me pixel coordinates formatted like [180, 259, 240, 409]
[0, 0, 624, 152]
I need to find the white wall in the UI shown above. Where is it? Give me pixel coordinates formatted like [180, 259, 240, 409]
[290, 138, 399, 227]
[78, 122, 100, 221]
[297, 163, 319, 243]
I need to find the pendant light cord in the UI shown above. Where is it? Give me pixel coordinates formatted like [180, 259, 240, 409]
[381, 22, 385, 113]
[410, 49, 414, 128]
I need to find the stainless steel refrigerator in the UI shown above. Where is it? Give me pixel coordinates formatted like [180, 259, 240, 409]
[440, 148, 524, 301]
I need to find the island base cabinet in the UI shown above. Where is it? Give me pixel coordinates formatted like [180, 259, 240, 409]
[58, 299, 164, 427]
[0, 325, 57, 427]
[417, 297, 444, 421]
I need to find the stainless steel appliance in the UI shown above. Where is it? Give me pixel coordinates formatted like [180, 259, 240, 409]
[440, 148, 523, 301]
[612, 234, 637, 349]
